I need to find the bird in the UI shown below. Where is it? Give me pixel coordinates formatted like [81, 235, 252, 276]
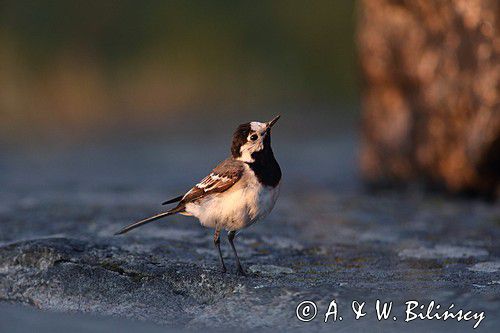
[115, 115, 282, 275]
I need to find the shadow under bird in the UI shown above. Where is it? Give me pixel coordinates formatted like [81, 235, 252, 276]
[115, 116, 282, 275]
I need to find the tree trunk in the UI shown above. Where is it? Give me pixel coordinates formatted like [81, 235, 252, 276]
[357, 0, 500, 197]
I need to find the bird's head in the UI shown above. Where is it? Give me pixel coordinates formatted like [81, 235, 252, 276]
[231, 115, 280, 162]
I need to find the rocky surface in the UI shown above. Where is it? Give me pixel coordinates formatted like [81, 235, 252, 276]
[1, 137, 499, 331]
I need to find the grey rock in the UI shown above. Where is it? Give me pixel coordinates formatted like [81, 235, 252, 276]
[1, 139, 500, 331]
[248, 264, 294, 275]
[469, 261, 500, 273]
[399, 245, 489, 260]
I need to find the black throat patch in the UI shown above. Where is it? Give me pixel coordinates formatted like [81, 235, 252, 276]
[247, 133, 281, 187]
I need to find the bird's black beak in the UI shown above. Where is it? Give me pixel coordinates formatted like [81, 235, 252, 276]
[267, 115, 280, 129]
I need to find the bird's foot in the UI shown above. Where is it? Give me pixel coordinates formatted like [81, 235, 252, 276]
[220, 265, 227, 273]
[237, 266, 247, 277]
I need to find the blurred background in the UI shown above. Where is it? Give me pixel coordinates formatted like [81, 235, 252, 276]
[1, 2, 499, 331]
[1, 0, 498, 195]
[0, 1, 357, 147]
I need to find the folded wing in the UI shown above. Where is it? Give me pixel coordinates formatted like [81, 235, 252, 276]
[181, 158, 245, 204]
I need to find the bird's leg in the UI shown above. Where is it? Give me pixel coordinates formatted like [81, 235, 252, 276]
[228, 230, 246, 276]
[214, 228, 226, 273]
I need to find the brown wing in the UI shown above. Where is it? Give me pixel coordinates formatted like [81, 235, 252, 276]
[180, 158, 244, 204]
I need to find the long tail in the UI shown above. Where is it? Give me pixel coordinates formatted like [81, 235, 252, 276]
[114, 206, 183, 235]
[162, 195, 183, 205]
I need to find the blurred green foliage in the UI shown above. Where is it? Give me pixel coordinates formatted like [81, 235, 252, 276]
[1, 0, 355, 99]
[0, 1, 356, 143]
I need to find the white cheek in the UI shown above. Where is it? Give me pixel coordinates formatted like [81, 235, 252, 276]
[251, 140, 264, 152]
[239, 143, 255, 162]
[237, 140, 264, 162]
[239, 150, 254, 163]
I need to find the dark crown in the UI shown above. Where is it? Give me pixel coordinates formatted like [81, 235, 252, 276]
[231, 123, 251, 158]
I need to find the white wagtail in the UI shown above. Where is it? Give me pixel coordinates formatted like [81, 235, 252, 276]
[116, 116, 281, 275]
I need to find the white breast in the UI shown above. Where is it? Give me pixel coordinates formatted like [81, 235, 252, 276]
[185, 165, 280, 231]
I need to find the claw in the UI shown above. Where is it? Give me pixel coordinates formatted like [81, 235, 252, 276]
[237, 266, 247, 276]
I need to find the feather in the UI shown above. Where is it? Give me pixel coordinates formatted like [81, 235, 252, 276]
[161, 195, 183, 205]
[180, 158, 244, 204]
[115, 206, 183, 235]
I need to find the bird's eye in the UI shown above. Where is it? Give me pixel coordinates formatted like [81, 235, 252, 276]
[250, 134, 258, 141]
